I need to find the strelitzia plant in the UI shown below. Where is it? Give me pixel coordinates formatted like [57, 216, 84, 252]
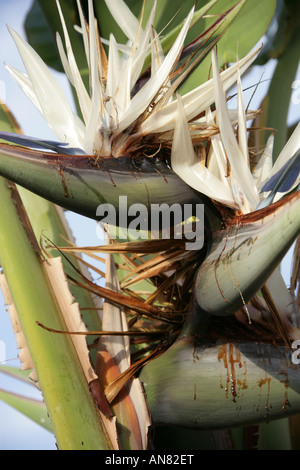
[0, 0, 300, 450]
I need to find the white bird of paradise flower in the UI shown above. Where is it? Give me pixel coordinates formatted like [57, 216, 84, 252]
[3, 0, 300, 216]
[0, 0, 300, 451]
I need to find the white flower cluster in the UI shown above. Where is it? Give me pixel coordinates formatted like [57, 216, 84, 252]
[7, 0, 300, 214]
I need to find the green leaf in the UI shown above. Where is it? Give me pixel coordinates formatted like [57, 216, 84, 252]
[95, 0, 206, 43]
[255, 0, 300, 63]
[0, 388, 53, 433]
[179, 0, 277, 93]
[0, 365, 35, 386]
[25, 0, 64, 73]
[25, 0, 88, 77]
[0, 176, 116, 449]
[140, 0, 220, 75]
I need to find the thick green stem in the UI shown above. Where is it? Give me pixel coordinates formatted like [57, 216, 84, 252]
[140, 336, 300, 429]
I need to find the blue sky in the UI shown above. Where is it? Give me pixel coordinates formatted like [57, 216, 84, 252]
[0, 0, 299, 450]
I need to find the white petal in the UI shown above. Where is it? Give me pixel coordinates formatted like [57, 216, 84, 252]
[106, 34, 121, 99]
[271, 121, 300, 176]
[84, 0, 104, 152]
[140, 47, 261, 135]
[101, 253, 130, 374]
[212, 49, 259, 211]
[104, 0, 141, 44]
[56, 1, 91, 124]
[8, 26, 84, 148]
[253, 133, 274, 191]
[105, 34, 121, 125]
[5, 65, 43, 114]
[56, 33, 74, 84]
[116, 56, 132, 117]
[101, 37, 132, 55]
[206, 107, 231, 188]
[171, 95, 237, 208]
[118, 7, 195, 132]
[76, 0, 90, 68]
[130, 0, 157, 88]
[236, 63, 249, 165]
[151, 28, 165, 77]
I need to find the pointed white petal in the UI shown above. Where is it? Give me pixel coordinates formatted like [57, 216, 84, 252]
[206, 107, 231, 189]
[56, 32, 74, 84]
[101, 253, 130, 374]
[88, 0, 102, 102]
[236, 64, 249, 165]
[130, 0, 157, 88]
[8, 26, 84, 148]
[171, 95, 237, 208]
[5, 65, 43, 114]
[76, 0, 90, 68]
[84, 0, 103, 153]
[267, 122, 300, 202]
[104, 0, 141, 44]
[116, 56, 132, 117]
[140, 47, 261, 135]
[118, 7, 195, 132]
[148, 28, 174, 108]
[253, 133, 274, 191]
[271, 121, 300, 176]
[212, 49, 259, 211]
[56, 1, 91, 124]
[101, 37, 132, 55]
[106, 34, 121, 98]
[194, 108, 258, 128]
[151, 27, 165, 77]
[105, 34, 122, 125]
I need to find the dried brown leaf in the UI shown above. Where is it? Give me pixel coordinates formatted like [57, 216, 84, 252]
[59, 238, 186, 255]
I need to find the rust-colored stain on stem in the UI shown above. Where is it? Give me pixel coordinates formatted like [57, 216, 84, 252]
[218, 343, 245, 402]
